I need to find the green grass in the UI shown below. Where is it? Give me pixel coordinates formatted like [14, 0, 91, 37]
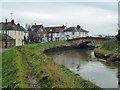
[87, 42, 96, 46]
[102, 39, 120, 52]
[2, 41, 100, 88]
[95, 39, 120, 60]
[2, 47, 29, 88]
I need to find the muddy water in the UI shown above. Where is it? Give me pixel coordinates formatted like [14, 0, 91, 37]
[46, 49, 120, 88]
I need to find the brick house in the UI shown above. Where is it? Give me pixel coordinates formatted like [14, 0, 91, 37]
[45, 25, 65, 42]
[28, 24, 48, 43]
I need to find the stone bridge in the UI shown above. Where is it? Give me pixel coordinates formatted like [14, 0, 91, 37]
[66, 37, 110, 45]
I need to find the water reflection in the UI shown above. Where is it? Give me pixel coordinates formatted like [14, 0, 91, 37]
[46, 49, 119, 88]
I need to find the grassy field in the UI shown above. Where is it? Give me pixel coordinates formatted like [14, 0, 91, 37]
[2, 41, 100, 88]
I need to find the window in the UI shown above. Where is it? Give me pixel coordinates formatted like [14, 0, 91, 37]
[53, 33, 55, 36]
[43, 34, 46, 37]
[19, 31, 20, 35]
[49, 38, 51, 41]
[72, 32, 74, 35]
[2, 31, 4, 34]
[15, 30, 16, 35]
[55, 38, 59, 41]
[41, 29, 43, 31]
[7, 30, 9, 35]
[49, 33, 51, 36]
[38, 34, 40, 37]
[18, 39, 20, 43]
[31, 28, 35, 31]
[50, 29, 52, 32]
[57, 33, 59, 36]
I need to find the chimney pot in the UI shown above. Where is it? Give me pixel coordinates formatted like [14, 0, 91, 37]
[17, 23, 20, 27]
[11, 19, 14, 24]
[77, 25, 81, 29]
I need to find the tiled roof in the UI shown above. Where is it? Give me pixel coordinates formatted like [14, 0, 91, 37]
[45, 26, 65, 33]
[31, 25, 43, 32]
[0, 22, 25, 31]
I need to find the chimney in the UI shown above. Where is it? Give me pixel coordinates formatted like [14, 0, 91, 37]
[11, 19, 14, 24]
[17, 23, 20, 27]
[62, 25, 66, 29]
[35, 23, 36, 26]
[77, 25, 81, 29]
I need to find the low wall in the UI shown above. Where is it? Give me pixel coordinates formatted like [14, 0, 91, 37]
[0, 39, 15, 48]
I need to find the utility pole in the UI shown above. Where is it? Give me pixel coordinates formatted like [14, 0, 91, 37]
[5, 19, 7, 48]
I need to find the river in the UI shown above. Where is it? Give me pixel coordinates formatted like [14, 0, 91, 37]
[45, 49, 120, 88]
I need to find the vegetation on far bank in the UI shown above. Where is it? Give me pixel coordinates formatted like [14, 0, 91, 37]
[2, 41, 100, 88]
[94, 39, 120, 60]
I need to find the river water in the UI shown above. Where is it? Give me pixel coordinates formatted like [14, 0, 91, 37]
[46, 49, 120, 88]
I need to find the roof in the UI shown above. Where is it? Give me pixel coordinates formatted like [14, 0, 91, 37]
[77, 28, 88, 32]
[0, 22, 25, 31]
[31, 25, 44, 32]
[63, 27, 88, 32]
[45, 26, 65, 33]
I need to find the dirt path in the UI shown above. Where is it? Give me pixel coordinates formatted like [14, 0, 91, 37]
[17, 47, 41, 88]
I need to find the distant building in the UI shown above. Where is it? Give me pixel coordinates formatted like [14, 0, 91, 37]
[45, 25, 65, 42]
[62, 25, 89, 40]
[28, 24, 47, 43]
[0, 20, 25, 46]
[25, 24, 31, 40]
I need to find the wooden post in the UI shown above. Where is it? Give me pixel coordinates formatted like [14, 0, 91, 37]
[5, 19, 7, 48]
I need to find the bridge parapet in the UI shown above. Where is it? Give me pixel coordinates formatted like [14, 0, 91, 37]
[66, 37, 111, 45]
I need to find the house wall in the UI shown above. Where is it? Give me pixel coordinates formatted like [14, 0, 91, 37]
[62, 31, 88, 40]
[53, 32, 61, 41]
[1, 30, 24, 46]
[28, 26, 48, 43]
[37, 27, 48, 42]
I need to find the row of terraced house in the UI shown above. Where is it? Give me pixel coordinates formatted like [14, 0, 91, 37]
[28, 24, 89, 43]
[0, 19, 89, 48]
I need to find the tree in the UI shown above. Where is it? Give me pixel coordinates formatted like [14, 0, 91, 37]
[116, 30, 120, 41]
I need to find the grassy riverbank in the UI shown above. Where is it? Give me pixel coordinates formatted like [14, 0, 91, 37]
[2, 41, 100, 88]
[94, 39, 120, 61]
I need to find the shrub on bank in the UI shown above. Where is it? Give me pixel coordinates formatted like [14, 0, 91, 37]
[95, 39, 120, 61]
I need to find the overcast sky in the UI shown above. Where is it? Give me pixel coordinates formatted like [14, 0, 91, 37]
[1, 1, 119, 36]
